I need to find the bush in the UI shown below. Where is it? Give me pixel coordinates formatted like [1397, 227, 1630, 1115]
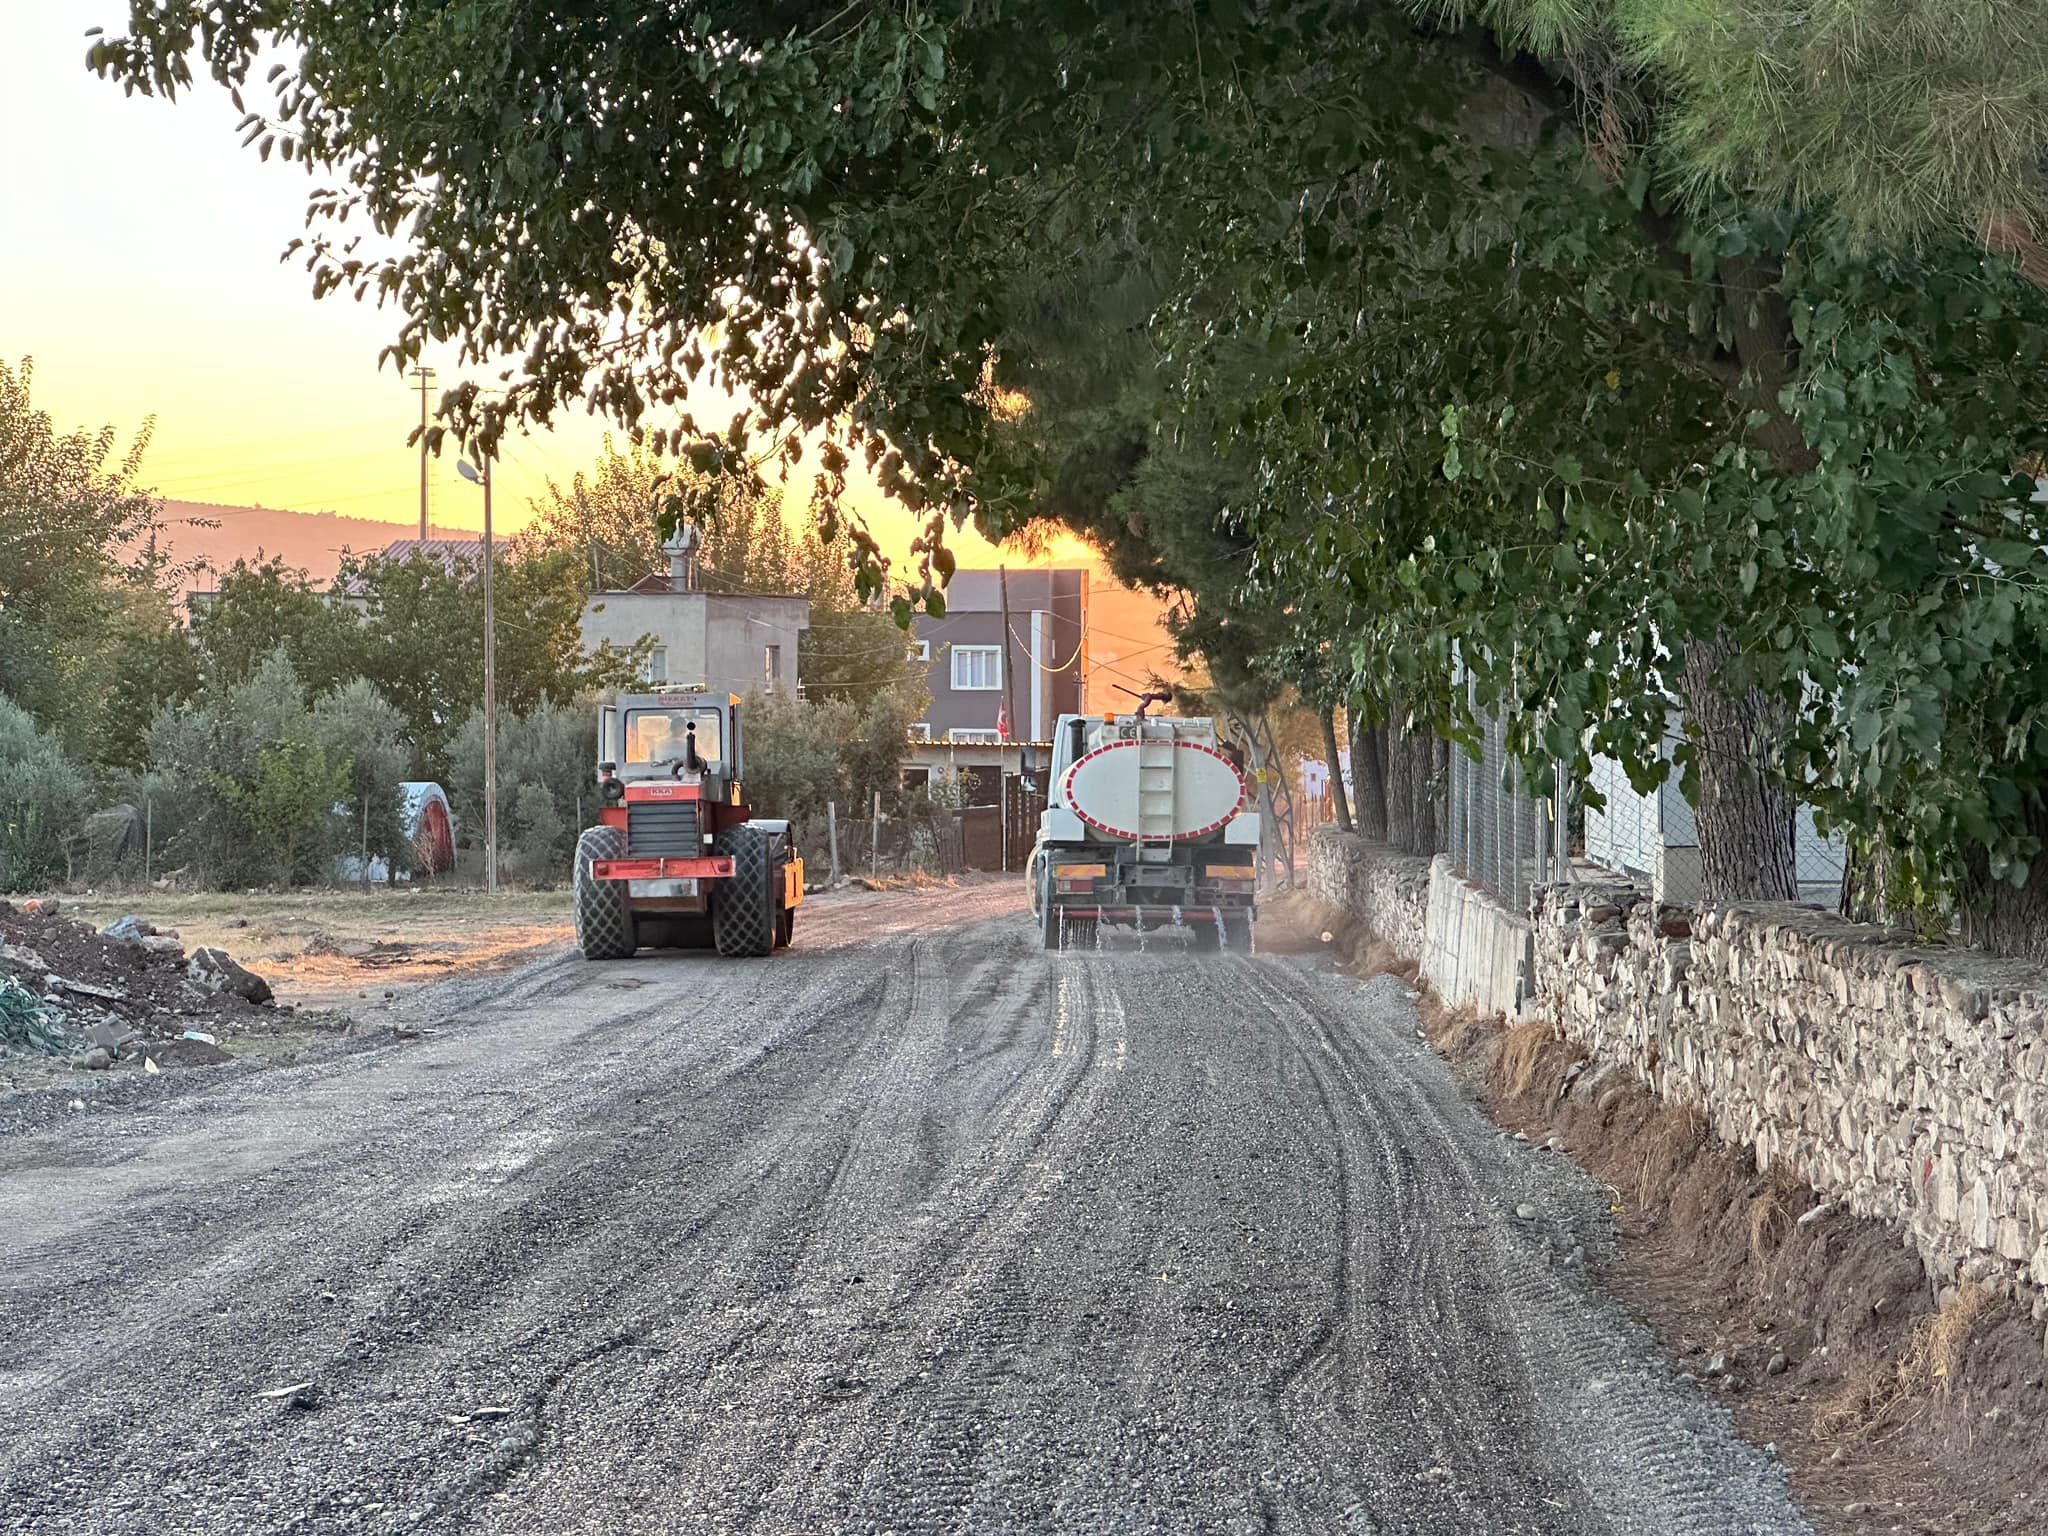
[144, 649, 348, 886]
[310, 677, 412, 876]
[0, 699, 88, 890]
[447, 700, 597, 875]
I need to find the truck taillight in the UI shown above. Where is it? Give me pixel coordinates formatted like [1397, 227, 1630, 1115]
[1054, 861, 1106, 894]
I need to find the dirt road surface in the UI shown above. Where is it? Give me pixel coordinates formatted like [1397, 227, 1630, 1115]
[0, 884, 1807, 1534]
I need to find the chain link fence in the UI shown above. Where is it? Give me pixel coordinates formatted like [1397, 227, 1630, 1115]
[1442, 684, 1569, 914]
[1437, 677, 1848, 910]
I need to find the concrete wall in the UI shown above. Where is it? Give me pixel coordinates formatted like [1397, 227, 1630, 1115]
[581, 592, 808, 700]
[1306, 833, 1533, 1018]
[1306, 827, 2048, 1311]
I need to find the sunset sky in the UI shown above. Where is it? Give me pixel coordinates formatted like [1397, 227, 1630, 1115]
[0, 3, 1072, 569]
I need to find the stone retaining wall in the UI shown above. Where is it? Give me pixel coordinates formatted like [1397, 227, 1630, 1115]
[1305, 829, 2048, 1308]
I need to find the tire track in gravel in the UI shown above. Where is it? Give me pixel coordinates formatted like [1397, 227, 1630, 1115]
[1242, 957, 1807, 1536]
[0, 887, 1810, 1536]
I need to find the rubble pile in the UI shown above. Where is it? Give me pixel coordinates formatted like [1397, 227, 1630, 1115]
[0, 899, 293, 1072]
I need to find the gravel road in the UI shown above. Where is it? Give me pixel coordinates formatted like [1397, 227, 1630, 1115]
[0, 885, 1808, 1535]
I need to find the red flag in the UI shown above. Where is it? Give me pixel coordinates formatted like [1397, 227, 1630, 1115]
[996, 703, 1011, 741]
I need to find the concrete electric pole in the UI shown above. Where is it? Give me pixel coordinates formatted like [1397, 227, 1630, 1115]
[458, 453, 498, 895]
[411, 365, 436, 540]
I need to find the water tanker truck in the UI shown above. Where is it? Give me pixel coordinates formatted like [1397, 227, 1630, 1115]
[1027, 700, 1261, 951]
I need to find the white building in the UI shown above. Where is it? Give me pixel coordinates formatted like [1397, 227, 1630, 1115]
[579, 533, 808, 698]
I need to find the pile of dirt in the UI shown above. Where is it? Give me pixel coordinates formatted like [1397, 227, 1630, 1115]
[0, 899, 323, 1072]
[1301, 894, 2048, 1536]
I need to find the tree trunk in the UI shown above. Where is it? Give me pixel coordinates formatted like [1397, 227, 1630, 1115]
[1385, 713, 1415, 852]
[1318, 706, 1353, 832]
[1352, 713, 1389, 841]
[1682, 633, 1799, 902]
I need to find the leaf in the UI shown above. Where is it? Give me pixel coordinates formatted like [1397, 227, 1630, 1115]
[1738, 558, 1758, 594]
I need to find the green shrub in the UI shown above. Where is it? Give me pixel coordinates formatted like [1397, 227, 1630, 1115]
[0, 698, 87, 890]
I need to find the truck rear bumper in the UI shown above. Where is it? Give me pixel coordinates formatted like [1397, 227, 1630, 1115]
[1051, 900, 1254, 923]
[593, 856, 735, 881]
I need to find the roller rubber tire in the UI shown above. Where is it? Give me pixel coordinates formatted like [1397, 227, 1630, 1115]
[713, 824, 780, 958]
[574, 825, 635, 961]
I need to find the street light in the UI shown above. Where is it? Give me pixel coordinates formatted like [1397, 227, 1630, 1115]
[457, 454, 497, 896]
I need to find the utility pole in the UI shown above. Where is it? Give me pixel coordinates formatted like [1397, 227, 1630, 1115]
[999, 566, 1021, 872]
[410, 365, 436, 540]
[459, 449, 498, 895]
[481, 453, 497, 896]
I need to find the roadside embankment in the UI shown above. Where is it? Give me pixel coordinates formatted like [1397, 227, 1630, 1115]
[1302, 828, 2048, 1535]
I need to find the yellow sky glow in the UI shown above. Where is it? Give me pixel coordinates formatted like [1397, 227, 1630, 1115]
[1, 3, 1093, 572]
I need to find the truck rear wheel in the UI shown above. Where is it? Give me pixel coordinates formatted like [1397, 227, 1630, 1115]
[713, 824, 780, 958]
[574, 826, 635, 961]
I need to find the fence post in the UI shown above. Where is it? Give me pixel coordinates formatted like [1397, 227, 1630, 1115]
[871, 789, 881, 874]
[828, 801, 842, 883]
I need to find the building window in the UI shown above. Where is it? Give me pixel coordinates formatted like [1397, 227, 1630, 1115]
[951, 644, 1002, 691]
[948, 728, 1000, 743]
[910, 638, 931, 662]
[646, 645, 667, 683]
[764, 644, 781, 692]
[909, 722, 932, 741]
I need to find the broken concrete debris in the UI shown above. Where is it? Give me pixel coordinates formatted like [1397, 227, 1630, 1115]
[187, 947, 274, 1005]
[0, 903, 285, 1073]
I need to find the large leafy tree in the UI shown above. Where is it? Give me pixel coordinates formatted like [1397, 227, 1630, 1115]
[0, 357, 197, 767]
[91, 3, 2048, 947]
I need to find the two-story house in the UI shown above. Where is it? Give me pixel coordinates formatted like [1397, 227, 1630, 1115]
[909, 568, 1087, 742]
[580, 532, 809, 698]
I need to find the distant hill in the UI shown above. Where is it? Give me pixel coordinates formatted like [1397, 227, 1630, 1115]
[149, 501, 1185, 690]
[155, 502, 472, 593]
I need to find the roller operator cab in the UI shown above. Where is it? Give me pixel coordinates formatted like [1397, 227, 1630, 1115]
[1028, 710, 1262, 952]
[571, 691, 803, 959]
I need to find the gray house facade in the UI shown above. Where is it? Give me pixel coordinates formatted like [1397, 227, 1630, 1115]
[909, 568, 1087, 742]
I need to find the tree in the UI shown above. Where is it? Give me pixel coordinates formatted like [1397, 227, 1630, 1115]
[0, 698, 89, 891]
[96, 4, 2048, 948]
[192, 556, 359, 694]
[309, 677, 411, 876]
[0, 357, 194, 766]
[144, 649, 345, 887]
[337, 546, 642, 775]
[446, 700, 597, 874]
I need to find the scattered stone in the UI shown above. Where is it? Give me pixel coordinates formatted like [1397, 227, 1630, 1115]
[179, 1029, 219, 1045]
[1795, 1201, 1838, 1229]
[20, 897, 60, 917]
[1514, 1203, 1538, 1221]
[256, 1380, 315, 1401]
[73, 1047, 114, 1071]
[86, 1020, 138, 1052]
[820, 1376, 868, 1402]
[466, 1406, 515, 1421]
[1843, 1503, 1872, 1518]
[48, 975, 126, 1003]
[1703, 1352, 1729, 1378]
[1765, 1349, 1789, 1376]
[140, 1037, 234, 1069]
[0, 941, 50, 973]
[138, 935, 184, 957]
[187, 948, 274, 1005]
[100, 916, 155, 943]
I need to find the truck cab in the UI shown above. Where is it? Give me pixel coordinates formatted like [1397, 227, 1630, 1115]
[1029, 711, 1262, 951]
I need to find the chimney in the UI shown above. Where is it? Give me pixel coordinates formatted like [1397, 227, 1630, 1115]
[662, 524, 702, 592]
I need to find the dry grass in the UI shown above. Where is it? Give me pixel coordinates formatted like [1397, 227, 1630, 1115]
[1495, 1018, 1556, 1100]
[1900, 1283, 1996, 1396]
[1746, 1175, 1797, 1264]
[1813, 1283, 1998, 1438]
[1635, 1106, 1708, 1207]
[1812, 1363, 1900, 1438]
